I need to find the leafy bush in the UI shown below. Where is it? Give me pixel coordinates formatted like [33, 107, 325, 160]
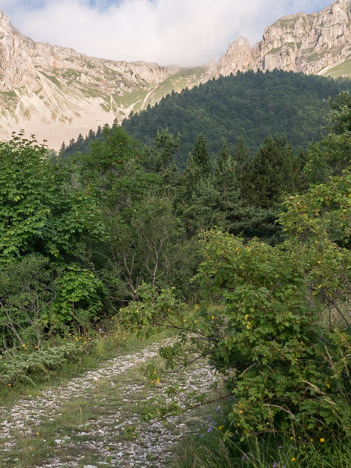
[51, 265, 105, 331]
[119, 283, 185, 335]
[0, 133, 104, 263]
[0, 256, 55, 349]
[129, 170, 351, 443]
[189, 229, 351, 438]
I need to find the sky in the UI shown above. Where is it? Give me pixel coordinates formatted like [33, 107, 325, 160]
[0, 0, 334, 66]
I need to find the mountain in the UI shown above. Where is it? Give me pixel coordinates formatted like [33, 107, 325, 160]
[0, 9, 214, 149]
[1, 0, 351, 149]
[218, 0, 351, 77]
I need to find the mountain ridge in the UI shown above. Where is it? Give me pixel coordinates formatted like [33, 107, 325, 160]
[217, 0, 351, 77]
[0, 0, 351, 149]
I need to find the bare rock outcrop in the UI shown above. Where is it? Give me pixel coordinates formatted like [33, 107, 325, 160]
[218, 0, 351, 76]
[0, 10, 189, 148]
[1, 0, 351, 149]
[218, 37, 255, 75]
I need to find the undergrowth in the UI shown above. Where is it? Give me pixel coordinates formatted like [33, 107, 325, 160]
[174, 404, 351, 468]
[0, 326, 173, 407]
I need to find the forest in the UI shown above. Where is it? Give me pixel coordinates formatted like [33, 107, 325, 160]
[63, 70, 351, 167]
[1, 77, 351, 466]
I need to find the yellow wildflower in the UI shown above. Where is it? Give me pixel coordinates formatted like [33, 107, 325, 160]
[320, 438, 325, 443]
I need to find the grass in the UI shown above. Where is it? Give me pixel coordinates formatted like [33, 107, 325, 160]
[0, 91, 17, 99]
[112, 86, 150, 110]
[325, 59, 351, 78]
[80, 86, 107, 99]
[174, 413, 351, 468]
[144, 67, 208, 108]
[38, 71, 63, 90]
[0, 327, 172, 407]
[174, 431, 351, 467]
[269, 47, 283, 55]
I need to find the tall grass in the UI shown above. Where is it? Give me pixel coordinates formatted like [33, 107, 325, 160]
[175, 425, 351, 467]
[0, 326, 172, 407]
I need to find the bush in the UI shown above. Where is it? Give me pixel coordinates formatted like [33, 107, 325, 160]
[0, 342, 79, 385]
[139, 170, 351, 442]
[189, 230, 351, 439]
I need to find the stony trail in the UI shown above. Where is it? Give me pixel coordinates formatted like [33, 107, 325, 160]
[0, 339, 221, 467]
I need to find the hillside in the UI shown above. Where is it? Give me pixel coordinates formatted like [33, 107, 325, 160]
[0, 9, 213, 150]
[119, 71, 351, 165]
[1, 0, 351, 149]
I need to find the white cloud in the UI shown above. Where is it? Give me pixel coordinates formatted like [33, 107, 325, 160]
[0, 0, 332, 66]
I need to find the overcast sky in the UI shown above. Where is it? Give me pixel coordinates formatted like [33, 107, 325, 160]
[0, 0, 333, 66]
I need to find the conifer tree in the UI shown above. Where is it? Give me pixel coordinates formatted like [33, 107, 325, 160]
[192, 133, 211, 176]
[213, 142, 240, 207]
[306, 92, 351, 183]
[243, 136, 302, 208]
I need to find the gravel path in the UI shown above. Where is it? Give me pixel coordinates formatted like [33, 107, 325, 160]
[0, 339, 220, 467]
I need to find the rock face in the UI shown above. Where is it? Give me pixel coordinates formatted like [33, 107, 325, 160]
[0, 0, 351, 149]
[0, 9, 211, 149]
[217, 37, 255, 75]
[218, 0, 351, 76]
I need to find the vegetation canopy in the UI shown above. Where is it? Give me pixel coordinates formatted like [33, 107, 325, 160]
[2, 76, 351, 466]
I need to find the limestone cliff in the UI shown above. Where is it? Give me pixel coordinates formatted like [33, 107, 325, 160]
[218, 0, 351, 77]
[0, 9, 211, 149]
[1, 0, 351, 149]
[217, 37, 255, 75]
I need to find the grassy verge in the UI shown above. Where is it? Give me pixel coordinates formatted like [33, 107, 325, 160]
[0, 327, 174, 408]
[174, 413, 351, 468]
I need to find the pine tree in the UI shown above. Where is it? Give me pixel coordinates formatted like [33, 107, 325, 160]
[242, 136, 302, 208]
[214, 142, 240, 206]
[192, 134, 211, 176]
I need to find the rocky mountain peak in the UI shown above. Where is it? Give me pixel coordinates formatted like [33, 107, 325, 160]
[0, 0, 351, 149]
[218, 0, 351, 76]
[217, 37, 254, 76]
[0, 9, 212, 149]
[0, 9, 10, 27]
